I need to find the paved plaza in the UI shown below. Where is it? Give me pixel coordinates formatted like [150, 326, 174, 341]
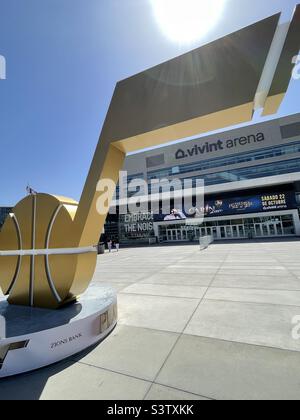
[2, 239, 300, 400]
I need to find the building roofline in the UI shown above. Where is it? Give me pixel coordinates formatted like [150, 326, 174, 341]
[126, 112, 300, 160]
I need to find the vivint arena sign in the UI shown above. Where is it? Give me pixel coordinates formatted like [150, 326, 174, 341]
[175, 132, 265, 160]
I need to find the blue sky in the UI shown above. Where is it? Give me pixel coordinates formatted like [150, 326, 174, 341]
[0, 0, 299, 205]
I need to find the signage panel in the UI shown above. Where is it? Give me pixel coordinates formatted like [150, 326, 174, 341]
[155, 191, 296, 221]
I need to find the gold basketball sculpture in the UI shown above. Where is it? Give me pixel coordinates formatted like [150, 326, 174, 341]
[0, 194, 97, 308]
[0, 9, 299, 309]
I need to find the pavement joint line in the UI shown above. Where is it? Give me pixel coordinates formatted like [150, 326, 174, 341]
[218, 266, 290, 270]
[143, 249, 231, 401]
[181, 331, 300, 354]
[203, 297, 300, 309]
[148, 382, 215, 401]
[95, 266, 165, 286]
[211, 272, 292, 277]
[133, 267, 173, 286]
[260, 246, 300, 290]
[118, 292, 203, 301]
[126, 251, 219, 286]
[22, 241, 299, 400]
[208, 286, 300, 292]
[138, 282, 214, 287]
[115, 322, 186, 335]
[96, 283, 140, 287]
[272, 252, 300, 283]
[74, 360, 155, 386]
[74, 359, 214, 401]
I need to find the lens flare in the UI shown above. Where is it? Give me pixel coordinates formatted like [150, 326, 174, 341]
[151, 0, 226, 44]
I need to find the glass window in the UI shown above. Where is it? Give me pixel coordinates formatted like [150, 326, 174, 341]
[147, 140, 300, 181]
[276, 223, 283, 235]
[283, 222, 295, 235]
[146, 154, 165, 168]
[181, 158, 300, 187]
[231, 219, 244, 225]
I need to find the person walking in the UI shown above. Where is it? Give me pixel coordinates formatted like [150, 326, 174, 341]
[108, 239, 112, 253]
[115, 238, 120, 252]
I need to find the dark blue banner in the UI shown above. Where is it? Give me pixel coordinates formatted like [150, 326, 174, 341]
[155, 191, 297, 222]
[203, 191, 296, 217]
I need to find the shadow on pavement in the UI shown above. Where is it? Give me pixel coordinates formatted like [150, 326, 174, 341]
[0, 360, 73, 400]
[0, 342, 103, 400]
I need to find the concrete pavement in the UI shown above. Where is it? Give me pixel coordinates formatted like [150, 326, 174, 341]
[1, 239, 300, 400]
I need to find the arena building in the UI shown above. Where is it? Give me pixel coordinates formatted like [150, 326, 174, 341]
[0, 207, 12, 229]
[104, 113, 300, 245]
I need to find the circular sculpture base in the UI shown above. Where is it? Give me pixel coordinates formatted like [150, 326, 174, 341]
[0, 284, 117, 378]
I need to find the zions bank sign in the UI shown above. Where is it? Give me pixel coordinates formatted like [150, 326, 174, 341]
[175, 132, 265, 160]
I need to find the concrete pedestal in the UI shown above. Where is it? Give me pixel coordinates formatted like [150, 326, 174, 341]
[0, 284, 117, 378]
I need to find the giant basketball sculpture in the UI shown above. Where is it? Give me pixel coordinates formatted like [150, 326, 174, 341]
[0, 7, 299, 376]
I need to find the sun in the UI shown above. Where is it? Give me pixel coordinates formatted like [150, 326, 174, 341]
[151, 0, 226, 44]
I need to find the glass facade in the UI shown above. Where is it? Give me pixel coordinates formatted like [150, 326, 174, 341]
[188, 157, 300, 186]
[107, 117, 300, 244]
[119, 213, 155, 244]
[158, 214, 296, 242]
[148, 140, 300, 180]
[0, 207, 12, 228]
[147, 158, 300, 192]
[115, 141, 300, 199]
[115, 173, 144, 200]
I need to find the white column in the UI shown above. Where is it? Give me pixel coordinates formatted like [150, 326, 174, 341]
[292, 210, 300, 236]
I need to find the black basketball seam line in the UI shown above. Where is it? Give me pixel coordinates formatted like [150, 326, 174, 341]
[6, 214, 23, 295]
[29, 195, 36, 307]
[44, 204, 64, 304]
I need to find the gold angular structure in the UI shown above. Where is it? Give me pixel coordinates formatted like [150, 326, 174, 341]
[0, 11, 298, 308]
[263, 4, 300, 116]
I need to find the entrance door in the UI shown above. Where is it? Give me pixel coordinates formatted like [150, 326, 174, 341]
[255, 224, 262, 237]
[212, 227, 218, 239]
[254, 221, 284, 238]
[268, 222, 284, 237]
[167, 229, 179, 242]
[232, 225, 245, 238]
[219, 225, 245, 239]
[220, 226, 226, 239]
[261, 223, 269, 237]
[276, 222, 283, 236]
[270, 221, 283, 236]
[225, 226, 233, 238]
[268, 223, 277, 236]
[238, 225, 245, 238]
[232, 225, 239, 238]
